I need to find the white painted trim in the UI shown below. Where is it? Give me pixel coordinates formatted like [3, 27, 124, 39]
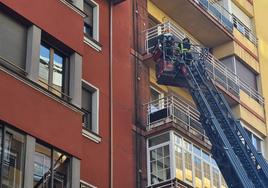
[80, 180, 97, 188]
[82, 129, 101, 143]
[84, 37, 102, 52]
[82, 79, 100, 134]
[59, 0, 86, 17]
[170, 131, 176, 180]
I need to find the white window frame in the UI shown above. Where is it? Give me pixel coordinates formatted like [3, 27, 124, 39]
[80, 180, 97, 188]
[81, 80, 100, 143]
[147, 132, 171, 186]
[83, 0, 101, 52]
[149, 86, 165, 113]
[240, 121, 264, 154]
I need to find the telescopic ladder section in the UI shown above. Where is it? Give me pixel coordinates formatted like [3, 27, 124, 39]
[152, 34, 268, 188]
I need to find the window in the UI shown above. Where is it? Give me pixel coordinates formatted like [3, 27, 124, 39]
[0, 11, 27, 72]
[0, 126, 25, 188]
[149, 86, 164, 113]
[173, 134, 228, 188]
[149, 145, 170, 184]
[245, 128, 263, 153]
[33, 142, 71, 188]
[39, 43, 69, 98]
[148, 133, 170, 185]
[220, 56, 258, 91]
[82, 81, 99, 134]
[84, 0, 99, 41]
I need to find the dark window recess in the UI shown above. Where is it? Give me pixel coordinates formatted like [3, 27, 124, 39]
[33, 142, 71, 188]
[0, 11, 27, 72]
[82, 86, 93, 131]
[84, 1, 94, 38]
[39, 43, 69, 98]
[149, 108, 169, 124]
[236, 58, 258, 91]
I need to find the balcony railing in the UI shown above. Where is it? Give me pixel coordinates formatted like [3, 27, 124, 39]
[195, 0, 257, 46]
[147, 178, 189, 188]
[195, 0, 233, 32]
[145, 21, 264, 105]
[146, 95, 210, 144]
[233, 14, 258, 46]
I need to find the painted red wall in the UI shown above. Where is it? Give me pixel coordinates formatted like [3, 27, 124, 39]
[0, 0, 136, 187]
[112, 1, 136, 187]
[0, 71, 82, 158]
[80, 0, 135, 187]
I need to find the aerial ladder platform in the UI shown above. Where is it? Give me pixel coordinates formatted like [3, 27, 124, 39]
[152, 34, 268, 188]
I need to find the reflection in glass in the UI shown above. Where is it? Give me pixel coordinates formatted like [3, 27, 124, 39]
[184, 150, 193, 183]
[52, 52, 63, 92]
[150, 145, 170, 185]
[212, 167, 220, 188]
[1, 128, 25, 188]
[175, 145, 183, 180]
[33, 143, 71, 188]
[194, 156, 202, 188]
[39, 45, 50, 85]
[203, 161, 211, 188]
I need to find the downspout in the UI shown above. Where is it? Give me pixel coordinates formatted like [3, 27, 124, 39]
[109, 1, 114, 188]
[132, 0, 142, 187]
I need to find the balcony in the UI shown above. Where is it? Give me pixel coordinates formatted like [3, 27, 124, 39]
[147, 178, 191, 188]
[144, 21, 264, 106]
[233, 14, 258, 46]
[146, 95, 210, 145]
[149, 0, 233, 47]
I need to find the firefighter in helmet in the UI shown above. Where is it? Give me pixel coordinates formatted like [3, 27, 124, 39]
[177, 37, 193, 64]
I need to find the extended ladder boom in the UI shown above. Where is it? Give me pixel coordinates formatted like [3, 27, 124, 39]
[153, 34, 268, 188]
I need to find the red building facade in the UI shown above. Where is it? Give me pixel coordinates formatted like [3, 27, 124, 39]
[0, 0, 135, 187]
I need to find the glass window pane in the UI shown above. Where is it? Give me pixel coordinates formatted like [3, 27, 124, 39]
[194, 156, 202, 188]
[82, 87, 93, 112]
[212, 167, 220, 188]
[34, 143, 51, 187]
[184, 150, 193, 183]
[52, 52, 63, 93]
[148, 133, 169, 147]
[202, 151, 210, 162]
[203, 161, 211, 188]
[193, 145, 201, 156]
[184, 140, 192, 151]
[149, 145, 170, 185]
[53, 150, 71, 188]
[2, 129, 25, 188]
[39, 44, 50, 85]
[175, 145, 183, 180]
[84, 2, 94, 38]
[174, 135, 182, 146]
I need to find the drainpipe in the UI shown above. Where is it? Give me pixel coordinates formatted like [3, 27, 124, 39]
[109, 1, 114, 188]
[132, 0, 142, 187]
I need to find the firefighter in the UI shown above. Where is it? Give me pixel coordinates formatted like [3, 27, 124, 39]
[177, 37, 192, 64]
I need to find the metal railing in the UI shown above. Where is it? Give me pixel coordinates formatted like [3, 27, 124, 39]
[144, 21, 264, 105]
[195, 0, 233, 32]
[147, 178, 189, 188]
[233, 14, 258, 46]
[146, 96, 209, 142]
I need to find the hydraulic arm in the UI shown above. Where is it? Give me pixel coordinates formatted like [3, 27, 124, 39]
[152, 34, 268, 188]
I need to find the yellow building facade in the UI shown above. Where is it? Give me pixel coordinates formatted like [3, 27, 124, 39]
[143, 0, 268, 187]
